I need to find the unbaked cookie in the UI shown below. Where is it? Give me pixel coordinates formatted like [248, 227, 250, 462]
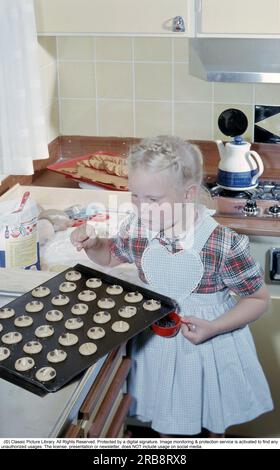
[118, 306, 137, 319]
[124, 291, 143, 303]
[2, 331, 22, 345]
[45, 310, 63, 322]
[143, 299, 161, 311]
[58, 332, 78, 346]
[0, 347, 10, 361]
[65, 270, 82, 281]
[93, 311, 111, 324]
[14, 315, 33, 328]
[23, 340, 43, 354]
[0, 307, 15, 319]
[0, 323, 2, 333]
[36, 367, 56, 382]
[15, 357, 35, 372]
[78, 290, 97, 302]
[25, 300, 44, 313]
[87, 326, 106, 340]
[111, 321, 130, 333]
[71, 303, 89, 315]
[35, 325, 54, 338]
[79, 342, 97, 356]
[31, 286, 51, 298]
[65, 317, 84, 330]
[51, 294, 70, 306]
[97, 297, 115, 309]
[47, 349, 67, 363]
[106, 284, 123, 295]
[86, 278, 102, 289]
[59, 282, 77, 293]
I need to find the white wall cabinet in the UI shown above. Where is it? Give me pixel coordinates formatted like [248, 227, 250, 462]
[34, 0, 195, 36]
[197, 0, 280, 36]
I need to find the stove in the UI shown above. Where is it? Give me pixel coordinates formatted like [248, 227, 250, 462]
[205, 178, 280, 219]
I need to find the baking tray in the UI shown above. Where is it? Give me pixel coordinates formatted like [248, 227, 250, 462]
[47, 152, 128, 191]
[0, 264, 176, 396]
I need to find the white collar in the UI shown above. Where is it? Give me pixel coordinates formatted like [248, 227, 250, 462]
[146, 204, 216, 246]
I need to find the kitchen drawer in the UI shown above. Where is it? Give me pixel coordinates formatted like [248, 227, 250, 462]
[63, 346, 132, 438]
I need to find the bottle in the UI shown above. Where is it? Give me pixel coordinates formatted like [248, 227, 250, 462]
[5, 226, 9, 239]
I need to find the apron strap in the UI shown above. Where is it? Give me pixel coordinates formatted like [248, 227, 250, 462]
[192, 215, 219, 254]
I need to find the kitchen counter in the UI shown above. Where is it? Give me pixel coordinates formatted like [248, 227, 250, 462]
[1, 136, 280, 237]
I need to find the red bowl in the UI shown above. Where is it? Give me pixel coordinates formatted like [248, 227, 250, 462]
[151, 311, 181, 338]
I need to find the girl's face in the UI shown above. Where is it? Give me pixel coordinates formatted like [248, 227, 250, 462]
[128, 168, 196, 233]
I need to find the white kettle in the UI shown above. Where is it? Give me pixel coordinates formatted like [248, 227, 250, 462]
[216, 137, 264, 191]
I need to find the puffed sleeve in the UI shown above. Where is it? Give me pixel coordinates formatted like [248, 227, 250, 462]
[221, 232, 265, 296]
[108, 214, 135, 264]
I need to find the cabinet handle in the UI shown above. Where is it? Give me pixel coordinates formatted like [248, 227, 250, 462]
[173, 16, 185, 32]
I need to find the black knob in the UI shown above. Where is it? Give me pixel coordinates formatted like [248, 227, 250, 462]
[245, 200, 257, 209]
[269, 204, 280, 214]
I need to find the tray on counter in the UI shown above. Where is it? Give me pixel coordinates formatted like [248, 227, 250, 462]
[0, 264, 176, 395]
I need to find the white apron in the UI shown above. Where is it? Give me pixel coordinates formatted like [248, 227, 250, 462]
[128, 210, 273, 435]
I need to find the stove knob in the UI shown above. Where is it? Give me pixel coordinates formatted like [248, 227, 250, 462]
[243, 199, 258, 215]
[268, 204, 280, 215]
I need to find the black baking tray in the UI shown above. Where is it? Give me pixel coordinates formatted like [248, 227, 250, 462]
[0, 264, 176, 395]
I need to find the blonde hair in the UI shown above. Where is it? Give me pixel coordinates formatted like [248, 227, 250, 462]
[128, 135, 215, 209]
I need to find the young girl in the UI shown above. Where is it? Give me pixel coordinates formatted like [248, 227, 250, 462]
[71, 136, 273, 437]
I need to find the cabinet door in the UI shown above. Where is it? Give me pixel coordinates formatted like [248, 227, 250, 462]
[34, 0, 193, 36]
[199, 0, 280, 35]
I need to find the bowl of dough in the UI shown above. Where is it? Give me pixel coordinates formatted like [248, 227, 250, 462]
[151, 312, 181, 338]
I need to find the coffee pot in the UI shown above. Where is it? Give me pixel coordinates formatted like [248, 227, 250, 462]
[216, 109, 264, 191]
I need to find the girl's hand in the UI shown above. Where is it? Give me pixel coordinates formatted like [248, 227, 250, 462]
[70, 223, 98, 252]
[181, 316, 218, 345]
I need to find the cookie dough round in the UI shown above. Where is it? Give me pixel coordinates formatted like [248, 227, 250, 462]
[35, 325, 54, 338]
[2, 331, 22, 345]
[14, 315, 33, 328]
[15, 357, 35, 372]
[143, 299, 161, 311]
[25, 300, 44, 313]
[97, 298, 115, 309]
[87, 326, 106, 340]
[47, 349, 67, 363]
[58, 332, 78, 346]
[59, 281, 77, 293]
[118, 306, 137, 319]
[93, 311, 111, 324]
[79, 342, 97, 356]
[0, 347, 10, 361]
[31, 286, 51, 298]
[106, 284, 123, 295]
[86, 278, 102, 289]
[71, 303, 89, 315]
[78, 290, 97, 302]
[23, 340, 43, 355]
[65, 270, 82, 281]
[36, 367, 56, 382]
[65, 317, 84, 330]
[45, 309, 63, 322]
[124, 292, 143, 303]
[111, 321, 130, 333]
[51, 294, 70, 306]
[0, 307, 15, 319]
[0, 323, 2, 333]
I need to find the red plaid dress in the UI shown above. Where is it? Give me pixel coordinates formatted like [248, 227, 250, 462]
[109, 213, 264, 297]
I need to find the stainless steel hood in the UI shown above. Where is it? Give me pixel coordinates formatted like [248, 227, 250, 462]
[189, 38, 280, 83]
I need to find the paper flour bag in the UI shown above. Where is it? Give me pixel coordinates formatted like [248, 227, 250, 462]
[0, 196, 40, 269]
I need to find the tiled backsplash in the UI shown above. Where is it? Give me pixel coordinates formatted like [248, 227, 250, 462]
[38, 36, 280, 143]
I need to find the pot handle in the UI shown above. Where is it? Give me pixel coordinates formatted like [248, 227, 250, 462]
[248, 151, 264, 184]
